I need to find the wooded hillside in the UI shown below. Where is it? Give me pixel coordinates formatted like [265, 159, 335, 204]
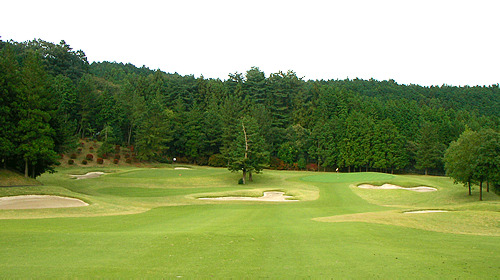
[1, 38, 499, 177]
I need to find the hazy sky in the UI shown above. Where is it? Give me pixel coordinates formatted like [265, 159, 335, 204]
[2, 0, 499, 86]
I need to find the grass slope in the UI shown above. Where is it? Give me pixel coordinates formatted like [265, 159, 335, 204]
[0, 166, 498, 278]
[0, 169, 41, 187]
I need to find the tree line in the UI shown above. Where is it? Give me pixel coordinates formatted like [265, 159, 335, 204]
[1, 38, 499, 188]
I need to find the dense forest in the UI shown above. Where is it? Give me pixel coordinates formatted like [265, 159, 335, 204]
[1, 38, 499, 179]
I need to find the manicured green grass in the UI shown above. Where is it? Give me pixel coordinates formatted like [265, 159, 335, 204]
[0, 166, 498, 278]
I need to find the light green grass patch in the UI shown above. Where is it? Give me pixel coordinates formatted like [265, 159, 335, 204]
[315, 210, 500, 236]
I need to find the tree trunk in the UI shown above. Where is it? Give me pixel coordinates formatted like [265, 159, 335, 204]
[487, 181, 489, 192]
[425, 169, 428, 176]
[24, 159, 28, 178]
[348, 166, 351, 173]
[249, 171, 253, 182]
[479, 180, 483, 201]
[128, 126, 132, 146]
[32, 164, 35, 178]
[242, 169, 247, 184]
[468, 180, 471, 196]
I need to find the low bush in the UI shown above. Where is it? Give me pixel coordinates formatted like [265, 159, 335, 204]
[97, 158, 104, 164]
[81, 159, 88, 165]
[208, 154, 227, 167]
[97, 142, 115, 158]
[113, 159, 119, 164]
[306, 163, 318, 171]
[114, 154, 121, 160]
[68, 159, 74, 165]
[125, 158, 132, 164]
[70, 153, 77, 159]
[197, 157, 208, 166]
[86, 154, 94, 161]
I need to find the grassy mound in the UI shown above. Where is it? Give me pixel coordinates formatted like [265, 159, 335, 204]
[0, 169, 41, 187]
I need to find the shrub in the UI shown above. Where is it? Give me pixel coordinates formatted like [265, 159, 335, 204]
[80, 142, 85, 147]
[125, 153, 130, 159]
[97, 158, 104, 164]
[86, 154, 94, 161]
[238, 178, 244, 184]
[98, 142, 115, 158]
[114, 154, 121, 160]
[269, 157, 287, 170]
[68, 159, 74, 165]
[208, 154, 226, 167]
[298, 157, 307, 170]
[77, 147, 82, 153]
[81, 159, 88, 165]
[70, 153, 77, 159]
[113, 158, 119, 164]
[306, 163, 318, 171]
[197, 157, 208, 166]
[115, 145, 120, 152]
[125, 158, 132, 164]
[101, 153, 108, 159]
[89, 147, 94, 151]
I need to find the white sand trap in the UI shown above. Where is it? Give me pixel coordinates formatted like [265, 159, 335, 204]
[404, 210, 449, 214]
[174, 167, 191, 170]
[199, 191, 297, 202]
[357, 184, 437, 192]
[69, 172, 105, 179]
[0, 195, 88, 209]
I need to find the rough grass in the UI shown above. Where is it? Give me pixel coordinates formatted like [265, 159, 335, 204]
[0, 169, 41, 187]
[0, 167, 498, 278]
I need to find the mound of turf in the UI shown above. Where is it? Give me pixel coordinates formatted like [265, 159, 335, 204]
[301, 172, 394, 183]
[0, 169, 41, 187]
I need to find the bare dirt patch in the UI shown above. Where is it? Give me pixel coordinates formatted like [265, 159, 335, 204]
[357, 183, 437, 192]
[199, 191, 297, 202]
[69, 172, 105, 179]
[0, 195, 88, 209]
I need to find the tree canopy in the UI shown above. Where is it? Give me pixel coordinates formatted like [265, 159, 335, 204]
[1, 38, 499, 181]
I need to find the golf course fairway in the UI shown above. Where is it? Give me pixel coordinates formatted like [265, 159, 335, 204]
[0, 166, 498, 278]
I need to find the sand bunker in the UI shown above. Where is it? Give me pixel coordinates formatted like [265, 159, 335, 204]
[70, 172, 105, 179]
[199, 191, 297, 202]
[174, 167, 191, 170]
[357, 184, 437, 192]
[404, 210, 448, 214]
[0, 195, 88, 209]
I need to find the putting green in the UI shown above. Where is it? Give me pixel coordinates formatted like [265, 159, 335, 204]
[301, 172, 394, 183]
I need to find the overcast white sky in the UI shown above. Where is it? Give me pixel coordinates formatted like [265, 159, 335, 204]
[1, 0, 499, 86]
